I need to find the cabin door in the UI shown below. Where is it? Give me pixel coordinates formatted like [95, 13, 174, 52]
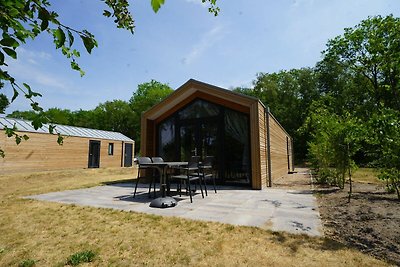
[124, 143, 133, 167]
[178, 118, 218, 161]
[88, 140, 101, 168]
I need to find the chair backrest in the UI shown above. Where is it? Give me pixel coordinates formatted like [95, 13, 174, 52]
[151, 157, 164, 163]
[188, 156, 200, 168]
[203, 156, 214, 168]
[137, 157, 152, 165]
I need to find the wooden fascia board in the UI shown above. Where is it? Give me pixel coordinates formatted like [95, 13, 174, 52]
[143, 80, 257, 122]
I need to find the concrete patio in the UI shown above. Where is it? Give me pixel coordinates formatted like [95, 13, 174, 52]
[26, 183, 323, 236]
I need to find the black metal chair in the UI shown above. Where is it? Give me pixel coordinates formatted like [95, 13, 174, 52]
[133, 157, 156, 198]
[200, 156, 217, 195]
[170, 156, 204, 203]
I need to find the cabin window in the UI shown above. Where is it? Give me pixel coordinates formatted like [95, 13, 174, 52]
[108, 143, 114, 155]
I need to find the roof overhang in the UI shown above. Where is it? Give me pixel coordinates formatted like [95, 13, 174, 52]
[143, 79, 261, 123]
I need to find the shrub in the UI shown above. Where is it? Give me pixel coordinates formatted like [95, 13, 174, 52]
[19, 259, 36, 267]
[66, 250, 96, 266]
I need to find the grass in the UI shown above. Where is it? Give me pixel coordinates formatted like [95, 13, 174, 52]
[0, 167, 390, 266]
[352, 168, 382, 184]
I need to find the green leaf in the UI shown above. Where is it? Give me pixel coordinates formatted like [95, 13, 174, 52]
[0, 51, 4, 65]
[54, 28, 66, 49]
[38, 8, 50, 30]
[0, 37, 19, 48]
[151, 0, 165, 13]
[2, 47, 17, 59]
[103, 10, 111, 17]
[15, 135, 22, 145]
[11, 88, 19, 102]
[49, 124, 56, 134]
[71, 61, 85, 76]
[23, 83, 31, 91]
[80, 35, 96, 54]
[67, 30, 74, 47]
[57, 134, 64, 145]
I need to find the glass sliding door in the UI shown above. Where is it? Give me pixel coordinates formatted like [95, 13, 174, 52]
[223, 109, 250, 184]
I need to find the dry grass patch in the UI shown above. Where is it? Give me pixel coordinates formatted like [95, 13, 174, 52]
[0, 168, 390, 266]
[352, 168, 382, 184]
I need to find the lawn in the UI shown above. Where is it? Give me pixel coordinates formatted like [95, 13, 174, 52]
[0, 168, 390, 266]
[352, 168, 382, 184]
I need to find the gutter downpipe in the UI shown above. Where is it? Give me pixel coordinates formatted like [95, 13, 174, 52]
[265, 107, 272, 187]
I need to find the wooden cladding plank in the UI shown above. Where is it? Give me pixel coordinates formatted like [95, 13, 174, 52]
[268, 113, 291, 181]
[258, 102, 268, 188]
[250, 102, 261, 189]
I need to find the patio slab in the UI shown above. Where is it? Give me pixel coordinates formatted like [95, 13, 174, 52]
[25, 183, 323, 236]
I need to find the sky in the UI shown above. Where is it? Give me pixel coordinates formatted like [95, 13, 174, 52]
[3, 0, 400, 113]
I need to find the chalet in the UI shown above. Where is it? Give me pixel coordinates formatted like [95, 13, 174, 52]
[0, 117, 134, 173]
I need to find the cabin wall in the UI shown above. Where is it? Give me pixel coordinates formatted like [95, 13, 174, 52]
[257, 103, 268, 188]
[249, 103, 261, 189]
[268, 113, 292, 181]
[0, 131, 133, 173]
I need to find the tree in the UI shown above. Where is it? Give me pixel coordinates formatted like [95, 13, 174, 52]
[367, 108, 400, 199]
[129, 80, 173, 152]
[0, 0, 219, 156]
[321, 15, 400, 111]
[303, 97, 364, 200]
[235, 68, 320, 162]
[92, 100, 135, 139]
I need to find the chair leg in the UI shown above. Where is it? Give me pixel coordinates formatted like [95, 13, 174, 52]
[202, 173, 208, 196]
[153, 178, 156, 198]
[133, 177, 140, 198]
[133, 167, 141, 198]
[187, 179, 193, 203]
[198, 179, 204, 198]
[213, 176, 217, 193]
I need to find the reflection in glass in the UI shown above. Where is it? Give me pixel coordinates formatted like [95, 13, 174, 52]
[158, 117, 175, 161]
[224, 109, 250, 184]
[157, 99, 251, 186]
[179, 124, 196, 161]
[178, 99, 219, 119]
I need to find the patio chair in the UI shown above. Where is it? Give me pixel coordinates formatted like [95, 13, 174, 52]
[200, 156, 217, 195]
[170, 156, 204, 203]
[133, 157, 156, 198]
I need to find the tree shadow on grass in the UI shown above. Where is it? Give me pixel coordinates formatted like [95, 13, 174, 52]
[270, 231, 347, 253]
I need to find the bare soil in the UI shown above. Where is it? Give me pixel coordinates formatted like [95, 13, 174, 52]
[275, 168, 400, 266]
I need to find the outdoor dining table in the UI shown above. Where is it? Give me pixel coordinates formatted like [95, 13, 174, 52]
[138, 161, 188, 208]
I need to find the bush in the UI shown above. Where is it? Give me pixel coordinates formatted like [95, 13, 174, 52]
[66, 250, 96, 266]
[19, 259, 36, 267]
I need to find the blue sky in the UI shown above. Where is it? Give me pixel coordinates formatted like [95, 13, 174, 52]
[4, 0, 400, 113]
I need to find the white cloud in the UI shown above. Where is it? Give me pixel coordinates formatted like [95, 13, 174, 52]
[182, 24, 225, 65]
[7, 47, 66, 90]
[184, 0, 207, 7]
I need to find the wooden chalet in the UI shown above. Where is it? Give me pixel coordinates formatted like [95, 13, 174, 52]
[141, 79, 294, 189]
[0, 117, 135, 173]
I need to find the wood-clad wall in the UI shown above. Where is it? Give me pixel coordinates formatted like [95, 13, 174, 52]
[0, 131, 134, 173]
[257, 103, 268, 188]
[268, 113, 292, 181]
[249, 103, 261, 189]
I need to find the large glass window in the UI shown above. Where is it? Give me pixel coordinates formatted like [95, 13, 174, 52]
[158, 117, 175, 161]
[157, 99, 251, 186]
[223, 109, 250, 184]
[178, 99, 220, 119]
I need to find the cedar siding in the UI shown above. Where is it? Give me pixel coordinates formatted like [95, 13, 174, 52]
[0, 118, 134, 173]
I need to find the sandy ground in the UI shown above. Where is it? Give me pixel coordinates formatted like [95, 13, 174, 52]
[274, 168, 400, 266]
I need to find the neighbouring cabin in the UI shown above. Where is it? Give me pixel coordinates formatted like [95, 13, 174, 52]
[141, 79, 294, 189]
[0, 117, 135, 173]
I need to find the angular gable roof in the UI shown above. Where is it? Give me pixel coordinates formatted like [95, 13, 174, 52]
[143, 79, 264, 122]
[0, 117, 134, 142]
